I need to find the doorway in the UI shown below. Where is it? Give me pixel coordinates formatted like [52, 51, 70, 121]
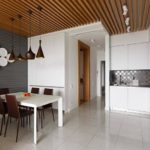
[78, 41, 90, 106]
[101, 61, 105, 97]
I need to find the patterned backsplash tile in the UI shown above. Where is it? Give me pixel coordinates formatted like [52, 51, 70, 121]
[110, 70, 150, 86]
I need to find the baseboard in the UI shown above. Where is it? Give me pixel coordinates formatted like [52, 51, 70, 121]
[110, 108, 150, 118]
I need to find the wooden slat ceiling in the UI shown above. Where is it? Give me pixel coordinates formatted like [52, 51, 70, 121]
[0, 0, 150, 37]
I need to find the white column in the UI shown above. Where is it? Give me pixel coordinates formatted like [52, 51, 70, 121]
[58, 97, 63, 127]
[105, 33, 110, 111]
[34, 107, 37, 144]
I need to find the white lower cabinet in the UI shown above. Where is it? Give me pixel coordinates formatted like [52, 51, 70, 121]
[110, 86, 127, 111]
[110, 86, 150, 113]
[127, 87, 150, 112]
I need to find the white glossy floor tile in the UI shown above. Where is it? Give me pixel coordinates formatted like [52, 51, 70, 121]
[0, 97, 150, 150]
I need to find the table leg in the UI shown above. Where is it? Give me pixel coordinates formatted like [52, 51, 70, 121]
[34, 107, 37, 144]
[58, 98, 63, 127]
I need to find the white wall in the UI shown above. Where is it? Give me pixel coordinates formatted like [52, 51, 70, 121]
[65, 34, 78, 111]
[65, 35, 101, 110]
[97, 49, 105, 96]
[28, 31, 66, 110]
[27, 23, 107, 112]
[90, 47, 97, 99]
[111, 29, 149, 46]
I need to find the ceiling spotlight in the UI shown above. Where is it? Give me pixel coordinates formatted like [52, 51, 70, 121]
[127, 26, 131, 33]
[125, 17, 130, 26]
[122, 4, 128, 16]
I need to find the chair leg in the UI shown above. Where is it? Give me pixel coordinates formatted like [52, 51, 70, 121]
[3, 115, 5, 125]
[23, 117, 25, 128]
[43, 110, 45, 119]
[16, 119, 20, 142]
[37, 115, 38, 132]
[0, 115, 4, 135]
[4, 116, 9, 137]
[29, 115, 31, 127]
[51, 108, 55, 122]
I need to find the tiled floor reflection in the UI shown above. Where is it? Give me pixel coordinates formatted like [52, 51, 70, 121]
[0, 97, 150, 150]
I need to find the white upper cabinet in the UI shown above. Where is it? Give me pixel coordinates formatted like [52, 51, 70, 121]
[128, 43, 148, 69]
[111, 45, 128, 70]
[147, 42, 150, 68]
[111, 42, 149, 70]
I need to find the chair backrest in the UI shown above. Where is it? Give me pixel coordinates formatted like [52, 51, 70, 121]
[0, 98, 5, 115]
[6, 95, 20, 118]
[44, 88, 53, 95]
[0, 88, 10, 95]
[31, 88, 39, 94]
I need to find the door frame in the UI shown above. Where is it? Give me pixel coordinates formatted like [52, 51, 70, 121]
[78, 40, 90, 106]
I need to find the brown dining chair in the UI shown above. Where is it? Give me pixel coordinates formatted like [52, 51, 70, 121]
[39, 88, 55, 128]
[31, 87, 39, 94]
[0, 88, 9, 124]
[0, 88, 10, 95]
[0, 98, 7, 135]
[4, 95, 32, 142]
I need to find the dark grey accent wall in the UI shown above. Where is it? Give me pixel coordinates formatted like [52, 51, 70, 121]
[0, 29, 28, 92]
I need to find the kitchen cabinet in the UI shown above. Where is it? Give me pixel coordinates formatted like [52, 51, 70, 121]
[110, 86, 127, 111]
[128, 87, 150, 112]
[128, 43, 148, 69]
[111, 45, 128, 70]
[148, 42, 150, 68]
[110, 86, 150, 113]
[111, 42, 149, 70]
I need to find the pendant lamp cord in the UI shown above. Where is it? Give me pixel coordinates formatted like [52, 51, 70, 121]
[18, 15, 22, 54]
[11, 18, 14, 51]
[38, 6, 42, 40]
[29, 10, 32, 47]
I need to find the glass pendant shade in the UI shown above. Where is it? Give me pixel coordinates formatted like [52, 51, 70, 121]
[36, 40, 44, 58]
[26, 46, 35, 59]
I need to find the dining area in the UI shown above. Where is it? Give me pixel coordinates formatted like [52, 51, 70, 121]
[0, 87, 63, 144]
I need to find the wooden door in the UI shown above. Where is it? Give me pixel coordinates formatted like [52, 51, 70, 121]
[78, 41, 90, 105]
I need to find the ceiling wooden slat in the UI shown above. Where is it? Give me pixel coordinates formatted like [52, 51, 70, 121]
[127, 0, 134, 32]
[90, 0, 111, 34]
[97, 1, 116, 34]
[133, 0, 138, 31]
[139, 0, 145, 30]
[0, 0, 150, 36]
[102, 0, 120, 34]
[115, 0, 127, 33]
[142, 0, 150, 29]
[110, 0, 124, 33]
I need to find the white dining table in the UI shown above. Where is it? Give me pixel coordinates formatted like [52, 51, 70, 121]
[1, 92, 63, 144]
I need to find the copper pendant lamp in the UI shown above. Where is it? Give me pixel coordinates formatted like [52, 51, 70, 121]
[8, 18, 16, 63]
[25, 10, 35, 60]
[36, 6, 44, 58]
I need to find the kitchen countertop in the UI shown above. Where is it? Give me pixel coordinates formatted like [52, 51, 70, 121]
[110, 85, 150, 88]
